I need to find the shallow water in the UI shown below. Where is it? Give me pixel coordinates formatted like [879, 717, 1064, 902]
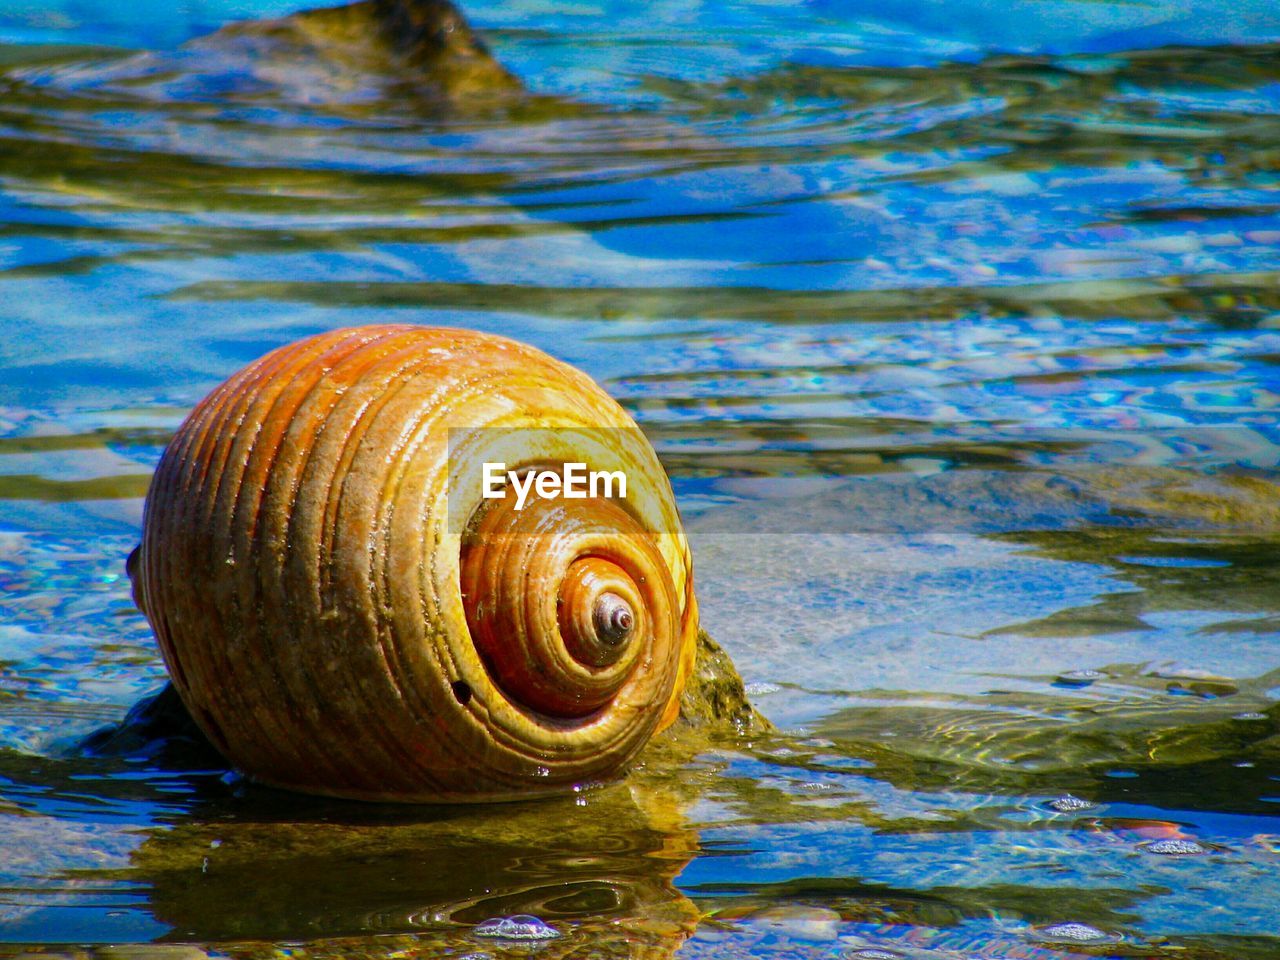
[1, 0, 1279, 955]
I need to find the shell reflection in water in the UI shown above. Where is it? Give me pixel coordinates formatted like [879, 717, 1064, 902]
[123, 769, 704, 957]
[130, 324, 699, 802]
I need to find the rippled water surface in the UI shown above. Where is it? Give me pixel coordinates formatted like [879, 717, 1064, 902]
[1, 0, 1279, 955]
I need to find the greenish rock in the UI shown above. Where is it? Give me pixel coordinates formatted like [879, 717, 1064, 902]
[675, 630, 772, 735]
[188, 0, 521, 104]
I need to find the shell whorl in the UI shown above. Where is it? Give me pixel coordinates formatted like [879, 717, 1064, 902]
[133, 325, 697, 802]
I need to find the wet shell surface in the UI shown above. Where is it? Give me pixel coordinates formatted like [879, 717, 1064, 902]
[131, 324, 698, 802]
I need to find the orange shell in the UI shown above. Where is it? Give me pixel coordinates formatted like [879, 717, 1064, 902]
[132, 325, 698, 802]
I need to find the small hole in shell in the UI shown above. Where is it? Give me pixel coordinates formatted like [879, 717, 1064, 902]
[451, 680, 472, 705]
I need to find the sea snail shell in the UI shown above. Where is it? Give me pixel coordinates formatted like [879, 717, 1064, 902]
[131, 325, 698, 802]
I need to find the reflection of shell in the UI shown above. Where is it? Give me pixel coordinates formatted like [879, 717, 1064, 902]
[132, 325, 698, 802]
[125, 754, 703, 954]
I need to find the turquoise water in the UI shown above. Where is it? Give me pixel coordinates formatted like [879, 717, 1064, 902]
[1, 0, 1279, 955]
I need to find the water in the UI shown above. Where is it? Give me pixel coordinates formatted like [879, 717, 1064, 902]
[1, 0, 1279, 954]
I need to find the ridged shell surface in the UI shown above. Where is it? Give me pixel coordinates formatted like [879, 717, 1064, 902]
[133, 324, 697, 802]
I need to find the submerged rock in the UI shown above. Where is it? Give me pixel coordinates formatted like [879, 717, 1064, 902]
[76, 683, 222, 767]
[676, 630, 772, 734]
[187, 0, 521, 104]
[21, 0, 524, 114]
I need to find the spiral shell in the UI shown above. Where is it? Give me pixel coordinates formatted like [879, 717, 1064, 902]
[131, 325, 697, 802]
